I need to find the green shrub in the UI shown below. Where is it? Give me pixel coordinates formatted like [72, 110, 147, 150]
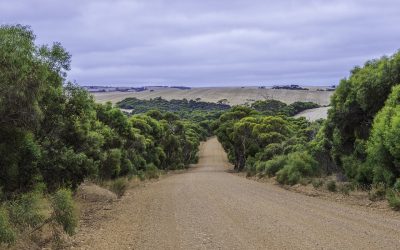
[110, 178, 128, 198]
[276, 152, 318, 185]
[326, 180, 337, 192]
[101, 149, 122, 179]
[264, 155, 287, 177]
[245, 157, 257, 177]
[255, 161, 266, 175]
[368, 183, 386, 201]
[0, 207, 16, 245]
[312, 179, 324, 188]
[137, 170, 146, 181]
[393, 178, 400, 192]
[257, 143, 283, 162]
[386, 190, 400, 211]
[8, 192, 46, 229]
[299, 178, 310, 186]
[365, 85, 400, 186]
[145, 164, 159, 179]
[51, 189, 77, 236]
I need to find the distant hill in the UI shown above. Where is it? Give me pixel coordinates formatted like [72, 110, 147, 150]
[92, 86, 333, 106]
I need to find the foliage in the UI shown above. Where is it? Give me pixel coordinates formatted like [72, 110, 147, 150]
[365, 85, 400, 186]
[338, 183, 352, 196]
[276, 152, 318, 185]
[386, 190, 400, 210]
[0, 25, 207, 197]
[118, 97, 230, 115]
[8, 192, 46, 229]
[368, 183, 386, 201]
[394, 179, 400, 192]
[110, 178, 128, 198]
[323, 51, 400, 183]
[0, 207, 16, 245]
[251, 100, 319, 116]
[260, 155, 287, 177]
[0, 24, 213, 245]
[51, 189, 77, 236]
[312, 179, 324, 188]
[145, 164, 160, 179]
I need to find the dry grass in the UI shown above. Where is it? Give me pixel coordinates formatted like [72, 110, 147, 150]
[93, 86, 333, 106]
[293, 106, 330, 121]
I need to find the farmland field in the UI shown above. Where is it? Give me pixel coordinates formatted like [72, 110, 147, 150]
[92, 86, 333, 106]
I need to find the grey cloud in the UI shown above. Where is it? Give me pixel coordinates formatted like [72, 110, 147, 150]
[1, 0, 400, 86]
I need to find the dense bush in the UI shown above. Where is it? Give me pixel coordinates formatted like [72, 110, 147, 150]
[387, 190, 400, 210]
[51, 189, 77, 236]
[251, 100, 319, 116]
[364, 85, 400, 186]
[276, 152, 318, 185]
[0, 25, 206, 196]
[261, 155, 287, 177]
[323, 51, 400, 184]
[0, 24, 211, 243]
[145, 164, 160, 179]
[118, 97, 230, 114]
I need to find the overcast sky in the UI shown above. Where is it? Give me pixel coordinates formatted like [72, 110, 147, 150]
[1, 0, 399, 86]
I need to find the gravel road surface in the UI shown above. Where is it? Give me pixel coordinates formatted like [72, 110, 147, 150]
[72, 137, 400, 250]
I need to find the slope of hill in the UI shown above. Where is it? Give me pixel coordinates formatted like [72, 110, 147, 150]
[293, 106, 330, 121]
[93, 86, 333, 106]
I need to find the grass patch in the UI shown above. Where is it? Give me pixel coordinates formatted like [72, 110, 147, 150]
[338, 183, 353, 196]
[8, 191, 46, 230]
[326, 180, 337, 192]
[386, 190, 400, 211]
[312, 179, 324, 188]
[0, 207, 16, 245]
[110, 178, 128, 198]
[51, 189, 78, 236]
[368, 183, 386, 201]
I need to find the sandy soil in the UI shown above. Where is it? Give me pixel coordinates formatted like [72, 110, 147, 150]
[294, 106, 330, 121]
[70, 137, 400, 250]
[93, 87, 333, 106]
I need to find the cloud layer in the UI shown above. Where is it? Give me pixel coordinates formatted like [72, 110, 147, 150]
[1, 0, 399, 86]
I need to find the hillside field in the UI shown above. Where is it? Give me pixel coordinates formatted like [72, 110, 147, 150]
[92, 86, 333, 106]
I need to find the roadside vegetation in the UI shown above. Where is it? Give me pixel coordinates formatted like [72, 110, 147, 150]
[214, 50, 400, 211]
[2, 23, 400, 247]
[0, 25, 207, 247]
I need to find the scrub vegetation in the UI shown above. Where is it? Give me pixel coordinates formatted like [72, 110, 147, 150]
[0, 25, 207, 246]
[1, 23, 400, 247]
[214, 49, 400, 210]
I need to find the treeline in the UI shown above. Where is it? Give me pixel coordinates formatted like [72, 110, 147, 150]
[214, 51, 400, 210]
[0, 25, 206, 245]
[213, 107, 321, 181]
[117, 96, 230, 114]
[250, 99, 319, 116]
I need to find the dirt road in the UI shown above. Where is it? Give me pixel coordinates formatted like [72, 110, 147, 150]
[72, 137, 400, 250]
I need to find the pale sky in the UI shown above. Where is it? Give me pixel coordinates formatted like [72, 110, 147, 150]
[1, 0, 399, 86]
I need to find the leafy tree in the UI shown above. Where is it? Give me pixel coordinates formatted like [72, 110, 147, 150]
[324, 51, 400, 175]
[365, 85, 400, 185]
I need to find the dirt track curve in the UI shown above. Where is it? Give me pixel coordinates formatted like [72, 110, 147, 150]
[72, 137, 400, 250]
